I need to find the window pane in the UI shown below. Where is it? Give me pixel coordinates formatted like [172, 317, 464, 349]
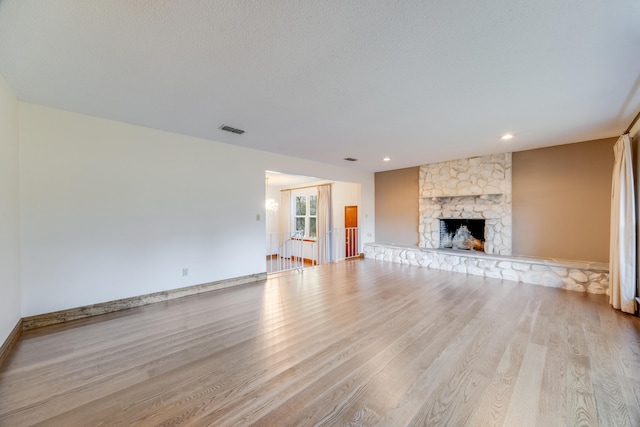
[295, 217, 305, 233]
[309, 218, 317, 238]
[296, 196, 306, 215]
[309, 195, 317, 215]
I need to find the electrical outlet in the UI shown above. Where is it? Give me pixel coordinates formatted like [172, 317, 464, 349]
[182, 268, 188, 276]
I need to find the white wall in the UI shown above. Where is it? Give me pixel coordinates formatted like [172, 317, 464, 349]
[332, 181, 361, 229]
[331, 181, 361, 259]
[19, 103, 375, 316]
[265, 182, 285, 256]
[0, 73, 21, 343]
[265, 182, 283, 237]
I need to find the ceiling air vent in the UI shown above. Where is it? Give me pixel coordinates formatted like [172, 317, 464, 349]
[344, 157, 358, 162]
[220, 125, 245, 135]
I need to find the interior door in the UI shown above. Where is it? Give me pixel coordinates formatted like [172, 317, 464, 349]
[344, 206, 358, 258]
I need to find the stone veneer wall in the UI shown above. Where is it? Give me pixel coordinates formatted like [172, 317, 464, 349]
[419, 153, 512, 255]
[364, 243, 609, 294]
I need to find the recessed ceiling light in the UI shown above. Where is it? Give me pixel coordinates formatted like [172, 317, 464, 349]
[383, 157, 391, 162]
[500, 133, 514, 140]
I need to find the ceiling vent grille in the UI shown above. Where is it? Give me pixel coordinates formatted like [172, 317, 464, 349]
[220, 125, 245, 135]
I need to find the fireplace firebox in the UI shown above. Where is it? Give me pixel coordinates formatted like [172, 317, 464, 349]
[439, 218, 485, 251]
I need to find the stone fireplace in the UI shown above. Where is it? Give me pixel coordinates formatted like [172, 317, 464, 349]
[365, 152, 609, 295]
[419, 153, 512, 255]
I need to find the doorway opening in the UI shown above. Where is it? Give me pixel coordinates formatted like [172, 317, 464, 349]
[265, 171, 361, 273]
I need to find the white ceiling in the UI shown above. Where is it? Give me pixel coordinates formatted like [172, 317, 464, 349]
[0, 1, 639, 172]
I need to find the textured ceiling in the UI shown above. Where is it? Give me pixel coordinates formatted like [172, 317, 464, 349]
[0, 0, 639, 172]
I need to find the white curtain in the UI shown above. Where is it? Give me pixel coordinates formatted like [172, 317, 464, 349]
[318, 184, 333, 263]
[609, 134, 636, 313]
[280, 190, 291, 246]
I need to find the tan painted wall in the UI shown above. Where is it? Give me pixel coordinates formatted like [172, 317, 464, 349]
[512, 137, 616, 262]
[375, 167, 419, 246]
[374, 138, 615, 261]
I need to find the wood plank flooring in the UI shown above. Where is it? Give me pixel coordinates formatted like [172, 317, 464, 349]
[1, 259, 639, 426]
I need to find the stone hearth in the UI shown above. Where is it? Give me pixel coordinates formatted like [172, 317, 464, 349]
[364, 243, 609, 294]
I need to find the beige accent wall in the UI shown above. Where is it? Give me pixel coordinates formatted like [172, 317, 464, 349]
[512, 137, 616, 262]
[375, 167, 419, 246]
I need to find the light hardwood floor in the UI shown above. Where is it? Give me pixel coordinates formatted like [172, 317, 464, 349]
[1, 259, 639, 426]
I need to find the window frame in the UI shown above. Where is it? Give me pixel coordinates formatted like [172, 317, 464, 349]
[291, 188, 318, 240]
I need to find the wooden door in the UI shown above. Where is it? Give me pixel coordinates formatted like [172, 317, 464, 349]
[344, 206, 358, 258]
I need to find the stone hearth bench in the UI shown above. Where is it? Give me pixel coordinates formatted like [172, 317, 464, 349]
[363, 243, 609, 294]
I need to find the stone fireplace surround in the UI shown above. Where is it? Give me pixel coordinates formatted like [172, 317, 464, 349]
[419, 153, 512, 255]
[366, 153, 609, 295]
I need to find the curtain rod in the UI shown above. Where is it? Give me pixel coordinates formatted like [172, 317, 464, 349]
[280, 182, 333, 192]
[625, 109, 640, 135]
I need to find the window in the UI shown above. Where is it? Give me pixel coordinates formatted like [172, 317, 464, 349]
[293, 193, 317, 238]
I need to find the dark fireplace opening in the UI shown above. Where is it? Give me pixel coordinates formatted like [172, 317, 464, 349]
[439, 218, 485, 251]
